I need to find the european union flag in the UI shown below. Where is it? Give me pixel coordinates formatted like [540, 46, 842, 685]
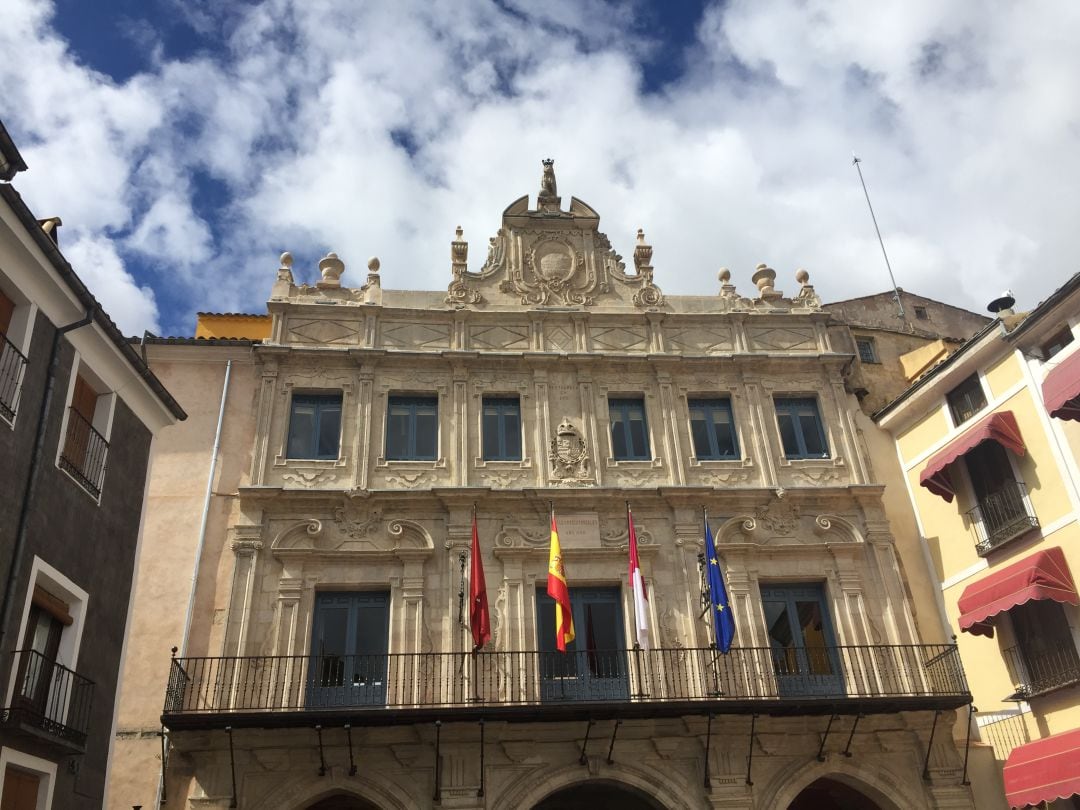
[704, 523, 736, 653]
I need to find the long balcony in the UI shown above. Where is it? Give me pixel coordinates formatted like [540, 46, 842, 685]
[58, 407, 109, 498]
[0, 331, 27, 421]
[163, 644, 970, 730]
[968, 482, 1040, 556]
[1003, 643, 1080, 698]
[1, 649, 95, 752]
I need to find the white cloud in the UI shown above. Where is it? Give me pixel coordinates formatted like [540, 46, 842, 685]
[2, 0, 1080, 335]
[63, 232, 161, 335]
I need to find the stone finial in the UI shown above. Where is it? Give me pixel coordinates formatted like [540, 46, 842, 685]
[751, 262, 782, 301]
[793, 267, 821, 309]
[276, 251, 294, 284]
[633, 228, 653, 271]
[718, 267, 737, 298]
[317, 252, 345, 289]
[362, 256, 382, 305]
[451, 226, 468, 276]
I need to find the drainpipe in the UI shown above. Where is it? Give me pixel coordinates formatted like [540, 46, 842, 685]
[157, 359, 231, 808]
[0, 308, 94, 654]
[180, 358, 232, 656]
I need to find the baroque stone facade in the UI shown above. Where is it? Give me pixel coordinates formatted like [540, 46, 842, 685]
[111, 163, 976, 810]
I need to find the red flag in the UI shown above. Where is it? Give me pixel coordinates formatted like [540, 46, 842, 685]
[469, 511, 491, 650]
[547, 509, 575, 652]
[627, 505, 649, 649]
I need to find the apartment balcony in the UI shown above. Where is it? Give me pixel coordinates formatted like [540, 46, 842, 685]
[58, 407, 109, 498]
[968, 482, 1040, 556]
[162, 644, 970, 731]
[1, 649, 95, 753]
[1003, 643, 1080, 698]
[0, 331, 27, 421]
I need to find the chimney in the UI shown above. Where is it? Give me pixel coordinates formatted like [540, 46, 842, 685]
[38, 216, 62, 246]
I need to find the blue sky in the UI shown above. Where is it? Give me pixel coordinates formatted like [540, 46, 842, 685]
[2, 0, 1080, 336]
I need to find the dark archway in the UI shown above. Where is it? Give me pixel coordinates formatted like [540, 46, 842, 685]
[788, 777, 884, 810]
[533, 780, 667, 810]
[305, 793, 382, 810]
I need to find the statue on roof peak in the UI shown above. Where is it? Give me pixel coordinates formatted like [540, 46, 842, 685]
[538, 158, 559, 208]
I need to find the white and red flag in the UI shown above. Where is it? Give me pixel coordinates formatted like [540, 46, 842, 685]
[627, 504, 649, 649]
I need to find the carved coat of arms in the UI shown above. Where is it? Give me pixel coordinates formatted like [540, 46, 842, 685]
[550, 420, 590, 480]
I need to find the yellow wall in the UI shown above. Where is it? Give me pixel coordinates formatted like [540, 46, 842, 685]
[195, 312, 270, 340]
[893, 345, 1080, 761]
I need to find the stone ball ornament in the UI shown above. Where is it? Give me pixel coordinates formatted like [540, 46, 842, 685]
[279, 251, 293, 269]
[368, 256, 381, 273]
[795, 268, 810, 285]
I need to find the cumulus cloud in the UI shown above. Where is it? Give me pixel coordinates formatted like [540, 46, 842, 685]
[2, 0, 1080, 335]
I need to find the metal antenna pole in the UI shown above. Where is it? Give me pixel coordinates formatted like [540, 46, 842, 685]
[852, 155, 905, 320]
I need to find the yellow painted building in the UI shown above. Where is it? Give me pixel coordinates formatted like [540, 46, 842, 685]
[876, 275, 1080, 809]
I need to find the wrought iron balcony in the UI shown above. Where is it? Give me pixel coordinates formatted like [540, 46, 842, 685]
[59, 407, 109, 498]
[968, 482, 1040, 556]
[163, 644, 970, 731]
[1, 649, 94, 751]
[1003, 643, 1080, 698]
[0, 331, 27, 421]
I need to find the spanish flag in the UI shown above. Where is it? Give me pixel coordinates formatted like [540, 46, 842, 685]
[547, 508, 575, 651]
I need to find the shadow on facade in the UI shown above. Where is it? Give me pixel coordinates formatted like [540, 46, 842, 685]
[533, 779, 666, 810]
[305, 793, 382, 810]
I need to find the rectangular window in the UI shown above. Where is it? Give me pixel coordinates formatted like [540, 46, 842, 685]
[59, 373, 109, 498]
[855, 337, 878, 364]
[688, 398, 739, 460]
[0, 285, 32, 423]
[946, 373, 987, 426]
[386, 395, 438, 460]
[774, 397, 829, 459]
[482, 396, 522, 461]
[914, 305, 929, 320]
[1006, 600, 1080, 696]
[608, 397, 650, 460]
[286, 393, 342, 460]
[1042, 327, 1074, 360]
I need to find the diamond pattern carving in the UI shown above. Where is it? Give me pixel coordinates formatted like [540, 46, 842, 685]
[591, 326, 647, 352]
[469, 324, 529, 351]
[546, 325, 575, 352]
[666, 326, 734, 353]
[747, 326, 816, 351]
[381, 322, 451, 350]
[289, 319, 360, 345]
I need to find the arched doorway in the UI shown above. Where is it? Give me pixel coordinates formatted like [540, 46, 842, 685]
[533, 780, 666, 810]
[305, 793, 381, 810]
[788, 777, 883, 810]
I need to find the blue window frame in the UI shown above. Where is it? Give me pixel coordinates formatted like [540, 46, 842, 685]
[774, 397, 829, 459]
[286, 393, 342, 460]
[688, 398, 739, 460]
[482, 396, 522, 461]
[608, 397, 650, 461]
[386, 395, 438, 460]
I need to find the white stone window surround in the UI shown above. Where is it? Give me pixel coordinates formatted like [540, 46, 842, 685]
[374, 385, 448, 469]
[52, 353, 116, 504]
[3, 556, 90, 724]
[679, 389, 752, 469]
[471, 381, 533, 469]
[273, 380, 354, 471]
[0, 747, 57, 810]
[596, 385, 663, 469]
[770, 390, 845, 470]
[0, 268, 39, 430]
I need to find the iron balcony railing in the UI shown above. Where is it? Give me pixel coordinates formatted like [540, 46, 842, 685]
[1, 649, 94, 748]
[1003, 643, 1080, 698]
[968, 482, 1040, 556]
[0, 331, 27, 421]
[978, 712, 1030, 761]
[59, 407, 109, 498]
[164, 644, 969, 727]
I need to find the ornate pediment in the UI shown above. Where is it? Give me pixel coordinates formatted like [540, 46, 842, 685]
[445, 160, 665, 311]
